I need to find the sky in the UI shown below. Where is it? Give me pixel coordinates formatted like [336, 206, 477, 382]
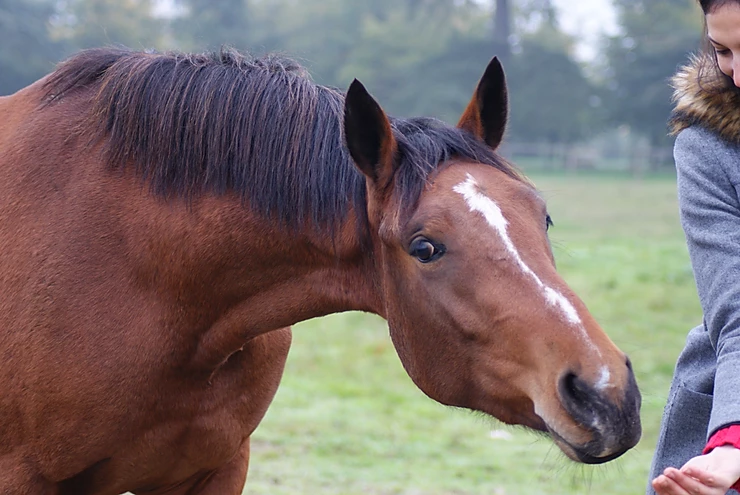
[551, 0, 619, 61]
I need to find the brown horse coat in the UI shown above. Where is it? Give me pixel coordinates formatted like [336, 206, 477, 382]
[0, 48, 640, 494]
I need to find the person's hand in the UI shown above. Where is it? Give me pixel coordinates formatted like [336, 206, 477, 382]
[652, 446, 740, 495]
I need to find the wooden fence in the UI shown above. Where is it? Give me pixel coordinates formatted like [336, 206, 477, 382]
[501, 141, 675, 176]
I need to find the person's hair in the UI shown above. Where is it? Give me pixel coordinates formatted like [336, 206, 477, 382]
[698, 0, 737, 14]
[696, 0, 740, 93]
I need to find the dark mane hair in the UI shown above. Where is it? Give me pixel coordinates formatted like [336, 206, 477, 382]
[44, 47, 522, 234]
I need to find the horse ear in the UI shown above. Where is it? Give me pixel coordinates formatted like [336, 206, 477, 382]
[344, 79, 397, 188]
[457, 57, 508, 150]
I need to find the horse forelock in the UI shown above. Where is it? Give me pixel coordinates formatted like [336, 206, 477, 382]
[42, 48, 524, 240]
[389, 117, 526, 228]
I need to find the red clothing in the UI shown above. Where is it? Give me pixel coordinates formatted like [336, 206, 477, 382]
[703, 424, 740, 491]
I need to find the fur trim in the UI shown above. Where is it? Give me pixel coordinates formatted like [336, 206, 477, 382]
[670, 55, 740, 143]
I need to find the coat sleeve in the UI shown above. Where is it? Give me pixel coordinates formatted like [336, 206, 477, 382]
[674, 126, 740, 437]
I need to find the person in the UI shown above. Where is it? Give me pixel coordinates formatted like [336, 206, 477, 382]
[649, 1, 740, 494]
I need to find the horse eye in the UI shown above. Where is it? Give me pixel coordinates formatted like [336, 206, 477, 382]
[546, 215, 554, 232]
[409, 238, 444, 263]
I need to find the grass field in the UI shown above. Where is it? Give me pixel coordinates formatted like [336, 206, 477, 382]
[245, 172, 702, 495]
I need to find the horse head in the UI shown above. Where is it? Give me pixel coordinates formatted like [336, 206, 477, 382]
[343, 58, 641, 464]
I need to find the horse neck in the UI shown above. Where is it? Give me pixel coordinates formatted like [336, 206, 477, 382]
[258, 213, 385, 322]
[141, 193, 384, 365]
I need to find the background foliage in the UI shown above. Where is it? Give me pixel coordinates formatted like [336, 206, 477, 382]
[1, 0, 703, 149]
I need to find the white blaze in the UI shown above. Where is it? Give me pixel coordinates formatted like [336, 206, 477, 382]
[595, 367, 612, 392]
[452, 173, 584, 328]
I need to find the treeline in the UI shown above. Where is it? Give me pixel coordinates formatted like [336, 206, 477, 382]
[0, 0, 702, 146]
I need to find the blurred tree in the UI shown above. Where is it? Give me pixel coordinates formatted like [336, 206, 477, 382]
[604, 0, 702, 145]
[9, 0, 609, 147]
[507, 41, 598, 143]
[247, 0, 363, 83]
[52, 0, 166, 52]
[505, 6, 600, 143]
[292, 0, 598, 143]
[337, 0, 487, 119]
[515, 0, 559, 36]
[242, 0, 490, 120]
[493, 0, 512, 65]
[172, 0, 250, 51]
[0, 0, 62, 95]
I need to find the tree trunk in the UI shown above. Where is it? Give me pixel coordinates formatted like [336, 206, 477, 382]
[493, 0, 512, 64]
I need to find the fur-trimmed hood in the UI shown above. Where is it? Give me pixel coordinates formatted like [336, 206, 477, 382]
[670, 55, 740, 143]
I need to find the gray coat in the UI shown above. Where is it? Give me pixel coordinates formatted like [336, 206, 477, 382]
[648, 126, 740, 494]
[648, 56, 740, 494]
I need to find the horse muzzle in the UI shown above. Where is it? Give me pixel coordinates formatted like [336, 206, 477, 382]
[549, 364, 642, 464]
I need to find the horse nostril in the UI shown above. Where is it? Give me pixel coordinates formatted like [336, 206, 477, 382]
[560, 372, 590, 407]
[561, 372, 576, 400]
[558, 371, 599, 427]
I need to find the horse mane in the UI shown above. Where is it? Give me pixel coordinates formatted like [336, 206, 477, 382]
[44, 47, 524, 233]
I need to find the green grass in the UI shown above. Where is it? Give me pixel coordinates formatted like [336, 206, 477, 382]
[246, 173, 701, 495]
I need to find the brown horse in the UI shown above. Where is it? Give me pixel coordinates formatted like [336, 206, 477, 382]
[0, 47, 640, 494]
